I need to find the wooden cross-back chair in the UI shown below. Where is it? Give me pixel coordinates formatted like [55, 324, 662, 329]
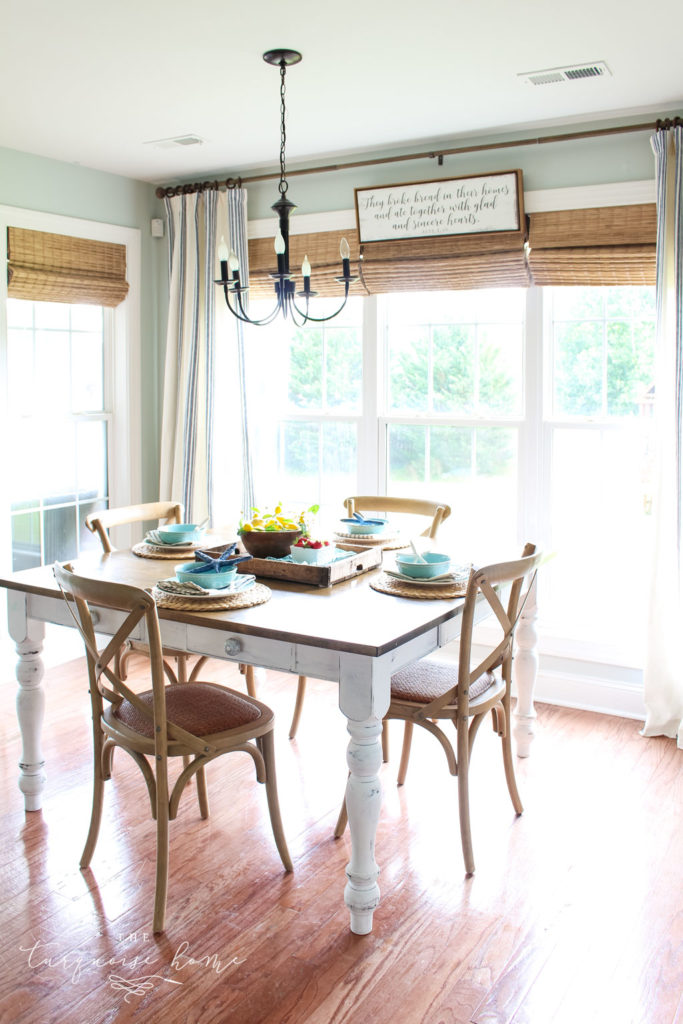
[53, 562, 292, 934]
[85, 502, 256, 696]
[288, 495, 452, 747]
[334, 543, 542, 876]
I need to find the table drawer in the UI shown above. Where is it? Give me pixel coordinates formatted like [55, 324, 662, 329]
[187, 625, 295, 671]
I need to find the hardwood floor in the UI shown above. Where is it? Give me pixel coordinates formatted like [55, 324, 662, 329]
[0, 652, 681, 1024]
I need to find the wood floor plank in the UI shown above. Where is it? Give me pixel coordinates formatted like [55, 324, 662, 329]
[0, 652, 681, 1023]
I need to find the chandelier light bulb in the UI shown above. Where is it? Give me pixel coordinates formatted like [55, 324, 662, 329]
[228, 249, 240, 272]
[340, 237, 350, 260]
[302, 255, 311, 277]
[218, 236, 229, 261]
[274, 230, 286, 255]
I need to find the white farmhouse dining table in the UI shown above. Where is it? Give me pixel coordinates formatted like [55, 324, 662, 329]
[0, 547, 539, 935]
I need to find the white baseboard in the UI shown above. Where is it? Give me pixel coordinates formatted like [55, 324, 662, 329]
[527, 669, 646, 721]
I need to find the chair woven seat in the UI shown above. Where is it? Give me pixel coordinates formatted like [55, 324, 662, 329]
[113, 682, 262, 738]
[391, 660, 495, 705]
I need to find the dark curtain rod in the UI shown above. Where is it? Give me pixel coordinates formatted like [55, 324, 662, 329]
[155, 116, 682, 199]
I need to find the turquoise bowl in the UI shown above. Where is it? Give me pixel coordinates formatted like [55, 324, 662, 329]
[343, 518, 388, 536]
[175, 562, 237, 590]
[158, 523, 201, 544]
[395, 552, 451, 579]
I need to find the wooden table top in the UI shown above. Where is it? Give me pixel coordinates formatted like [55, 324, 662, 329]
[0, 549, 466, 659]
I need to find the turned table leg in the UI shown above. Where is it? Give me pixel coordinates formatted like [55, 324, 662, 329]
[9, 594, 46, 811]
[343, 715, 383, 935]
[513, 571, 539, 758]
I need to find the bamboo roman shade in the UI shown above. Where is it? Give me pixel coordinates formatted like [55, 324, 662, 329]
[527, 204, 657, 286]
[7, 227, 129, 306]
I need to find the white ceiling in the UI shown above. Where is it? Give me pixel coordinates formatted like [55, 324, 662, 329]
[2, 0, 682, 185]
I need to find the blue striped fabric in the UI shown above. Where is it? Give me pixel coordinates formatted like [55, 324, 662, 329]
[161, 188, 253, 524]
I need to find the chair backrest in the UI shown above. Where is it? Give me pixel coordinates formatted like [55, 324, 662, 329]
[457, 542, 541, 709]
[415, 543, 542, 720]
[85, 502, 184, 553]
[343, 495, 451, 539]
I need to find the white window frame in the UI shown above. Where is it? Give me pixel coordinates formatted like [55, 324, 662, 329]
[0, 206, 142, 571]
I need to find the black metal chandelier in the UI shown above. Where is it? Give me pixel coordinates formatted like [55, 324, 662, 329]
[216, 49, 358, 327]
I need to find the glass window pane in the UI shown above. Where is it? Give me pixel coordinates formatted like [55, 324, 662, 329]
[321, 422, 357, 504]
[36, 329, 71, 412]
[71, 332, 104, 411]
[326, 328, 361, 412]
[551, 288, 604, 320]
[478, 323, 523, 416]
[6, 297, 34, 328]
[43, 505, 78, 563]
[430, 425, 472, 481]
[288, 329, 323, 410]
[388, 424, 426, 484]
[42, 421, 77, 505]
[553, 320, 603, 417]
[7, 328, 34, 417]
[432, 325, 475, 415]
[279, 421, 319, 503]
[11, 512, 41, 571]
[606, 320, 655, 417]
[71, 305, 104, 331]
[34, 301, 70, 329]
[77, 421, 108, 499]
[388, 325, 429, 412]
[79, 499, 108, 554]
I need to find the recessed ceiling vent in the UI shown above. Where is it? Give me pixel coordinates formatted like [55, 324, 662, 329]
[143, 134, 205, 149]
[519, 61, 611, 86]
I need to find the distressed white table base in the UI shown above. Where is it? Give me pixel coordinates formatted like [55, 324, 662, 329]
[513, 574, 539, 758]
[9, 594, 46, 811]
[343, 717, 383, 934]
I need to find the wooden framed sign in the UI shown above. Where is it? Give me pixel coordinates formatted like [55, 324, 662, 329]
[354, 170, 523, 243]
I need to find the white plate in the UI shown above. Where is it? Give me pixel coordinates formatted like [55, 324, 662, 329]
[157, 576, 255, 598]
[384, 569, 468, 587]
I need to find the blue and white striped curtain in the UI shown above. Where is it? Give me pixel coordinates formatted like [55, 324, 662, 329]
[643, 123, 683, 747]
[160, 188, 254, 525]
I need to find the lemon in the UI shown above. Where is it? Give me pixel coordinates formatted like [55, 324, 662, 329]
[241, 522, 253, 532]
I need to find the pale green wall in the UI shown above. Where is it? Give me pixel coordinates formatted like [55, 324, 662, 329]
[0, 146, 166, 500]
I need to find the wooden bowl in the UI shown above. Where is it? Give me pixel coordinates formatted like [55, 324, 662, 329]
[238, 529, 302, 559]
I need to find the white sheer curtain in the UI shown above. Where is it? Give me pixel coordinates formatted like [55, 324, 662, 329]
[643, 123, 683, 747]
[160, 187, 253, 528]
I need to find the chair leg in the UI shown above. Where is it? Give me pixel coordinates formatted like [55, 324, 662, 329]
[381, 720, 390, 763]
[333, 791, 348, 838]
[80, 743, 107, 869]
[397, 720, 414, 786]
[258, 731, 293, 872]
[244, 665, 257, 698]
[152, 765, 170, 934]
[457, 719, 475, 876]
[196, 765, 209, 819]
[501, 708, 524, 815]
[289, 675, 307, 739]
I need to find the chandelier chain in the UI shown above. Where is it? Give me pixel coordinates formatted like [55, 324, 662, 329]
[279, 61, 288, 196]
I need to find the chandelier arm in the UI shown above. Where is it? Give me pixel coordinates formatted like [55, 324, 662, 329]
[290, 286, 351, 324]
[221, 285, 282, 326]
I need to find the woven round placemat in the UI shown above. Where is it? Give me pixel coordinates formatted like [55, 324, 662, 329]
[370, 572, 467, 600]
[133, 541, 199, 560]
[151, 582, 271, 610]
[334, 531, 408, 551]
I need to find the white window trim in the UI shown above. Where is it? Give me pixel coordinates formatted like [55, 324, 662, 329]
[0, 205, 142, 570]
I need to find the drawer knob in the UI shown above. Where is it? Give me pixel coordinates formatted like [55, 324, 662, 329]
[224, 638, 242, 656]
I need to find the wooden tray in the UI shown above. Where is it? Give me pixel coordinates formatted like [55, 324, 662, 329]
[199, 542, 382, 588]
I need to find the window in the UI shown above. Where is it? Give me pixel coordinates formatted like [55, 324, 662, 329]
[244, 298, 363, 520]
[239, 284, 655, 668]
[0, 206, 142, 574]
[6, 299, 110, 569]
